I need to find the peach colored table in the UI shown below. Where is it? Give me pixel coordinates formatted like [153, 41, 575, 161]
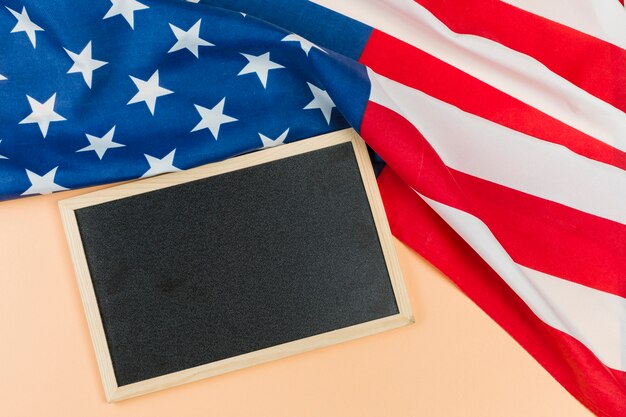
[0, 187, 591, 417]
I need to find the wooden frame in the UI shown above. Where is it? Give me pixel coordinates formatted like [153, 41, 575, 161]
[59, 128, 413, 402]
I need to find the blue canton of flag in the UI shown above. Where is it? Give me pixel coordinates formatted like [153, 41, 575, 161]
[0, 0, 356, 199]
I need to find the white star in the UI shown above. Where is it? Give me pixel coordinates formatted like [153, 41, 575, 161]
[77, 126, 124, 160]
[0, 140, 7, 160]
[6, 6, 44, 48]
[237, 52, 284, 88]
[303, 82, 335, 124]
[21, 167, 68, 196]
[191, 98, 237, 140]
[141, 149, 180, 178]
[127, 70, 173, 115]
[0, 74, 6, 81]
[103, 0, 149, 29]
[259, 129, 289, 148]
[64, 42, 108, 88]
[281, 34, 324, 56]
[168, 19, 213, 58]
[19, 94, 66, 138]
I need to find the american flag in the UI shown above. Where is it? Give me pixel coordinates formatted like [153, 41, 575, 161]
[1, 0, 624, 415]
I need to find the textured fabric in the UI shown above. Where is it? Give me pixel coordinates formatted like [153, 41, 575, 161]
[0, 0, 353, 199]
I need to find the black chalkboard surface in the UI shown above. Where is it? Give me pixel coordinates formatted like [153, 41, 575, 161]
[60, 130, 412, 401]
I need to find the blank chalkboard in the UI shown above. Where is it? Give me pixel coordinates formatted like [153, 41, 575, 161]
[59, 129, 412, 402]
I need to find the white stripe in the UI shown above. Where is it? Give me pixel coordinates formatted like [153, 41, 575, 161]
[418, 192, 626, 371]
[503, 0, 626, 49]
[312, 0, 626, 150]
[368, 68, 626, 225]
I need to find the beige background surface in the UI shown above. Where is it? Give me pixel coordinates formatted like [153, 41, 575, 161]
[0, 187, 592, 416]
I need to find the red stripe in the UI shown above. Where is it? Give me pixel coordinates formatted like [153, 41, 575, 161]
[361, 100, 626, 297]
[377, 166, 626, 417]
[359, 30, 626, 171]
[412, 0, 626, 112]
[452, 169, 626, 298]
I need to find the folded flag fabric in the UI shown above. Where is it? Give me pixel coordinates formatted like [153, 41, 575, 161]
[0, 0, 624, 415]
[0, 0, 356, 196]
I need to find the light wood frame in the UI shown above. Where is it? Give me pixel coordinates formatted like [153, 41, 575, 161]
[59, 129, 413, 402]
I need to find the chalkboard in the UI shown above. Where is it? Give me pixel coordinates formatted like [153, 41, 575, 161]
[60, 129, 412, 402]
